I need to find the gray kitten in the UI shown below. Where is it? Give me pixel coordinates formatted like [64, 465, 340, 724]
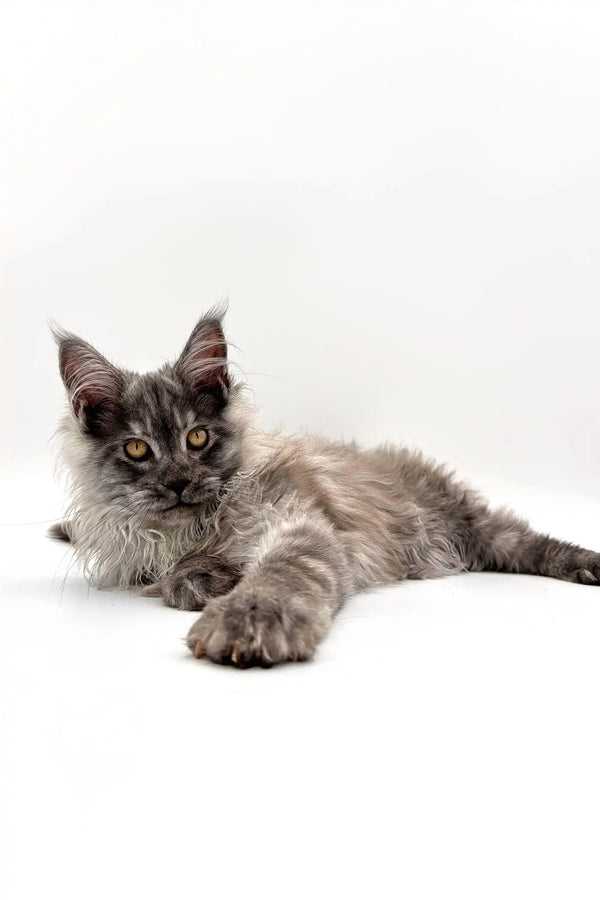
[51, 308, 600, 667]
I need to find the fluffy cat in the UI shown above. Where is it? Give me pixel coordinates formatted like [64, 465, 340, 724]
[51, 307, 600, 667]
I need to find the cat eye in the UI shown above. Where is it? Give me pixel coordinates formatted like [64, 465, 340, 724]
[187, 427, 209, 449]
[124, 439, 151, 461]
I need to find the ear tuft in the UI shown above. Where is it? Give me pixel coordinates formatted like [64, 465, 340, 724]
[174, 305, 229, 401]
[52, 326, 123, 433]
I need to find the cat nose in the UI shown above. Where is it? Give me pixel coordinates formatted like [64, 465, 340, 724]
[166, 479, 191, 497]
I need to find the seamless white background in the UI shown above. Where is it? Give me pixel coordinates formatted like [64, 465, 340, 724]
[1, 2, 600, 899]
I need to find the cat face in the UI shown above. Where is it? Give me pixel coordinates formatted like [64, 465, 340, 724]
[55, 309, 244, 527]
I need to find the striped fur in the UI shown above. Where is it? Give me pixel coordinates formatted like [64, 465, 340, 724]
[52, 308, 600, 667]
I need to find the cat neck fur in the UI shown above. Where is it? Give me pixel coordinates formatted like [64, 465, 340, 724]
[55, 383, 273, 589]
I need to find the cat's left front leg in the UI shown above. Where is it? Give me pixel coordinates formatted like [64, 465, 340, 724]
[186, 514, 348, 667]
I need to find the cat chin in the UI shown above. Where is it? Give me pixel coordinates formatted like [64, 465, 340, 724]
[142, 503, 208, 528]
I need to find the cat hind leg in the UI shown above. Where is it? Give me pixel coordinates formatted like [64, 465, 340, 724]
[464, 506, 600, 585]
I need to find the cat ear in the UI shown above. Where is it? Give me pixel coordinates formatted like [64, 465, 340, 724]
[174, 308, 229, 401]
[53, 328, 123, 433]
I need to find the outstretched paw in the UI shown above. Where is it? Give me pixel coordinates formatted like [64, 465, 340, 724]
[568, 565, 600, 585]
[556, 550, 600, 585]
[186, 589, 330, 668]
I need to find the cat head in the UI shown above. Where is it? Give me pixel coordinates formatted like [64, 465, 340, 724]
[54, 307, 250, 527]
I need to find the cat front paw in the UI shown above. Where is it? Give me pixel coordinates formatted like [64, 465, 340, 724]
[185, 589, 330, 667]
[143, 558, 241, 611]
[148, 571, 209, 611]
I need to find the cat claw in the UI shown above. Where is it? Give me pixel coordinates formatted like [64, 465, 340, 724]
[193, 641, 205, 659]
[230, 643, 240, 664]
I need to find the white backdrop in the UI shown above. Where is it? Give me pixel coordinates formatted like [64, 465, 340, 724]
[2, 4, 600, 900]
[2, 0, 600, 492]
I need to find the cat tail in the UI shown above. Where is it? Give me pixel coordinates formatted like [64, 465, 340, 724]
[48, 522, 72, 543]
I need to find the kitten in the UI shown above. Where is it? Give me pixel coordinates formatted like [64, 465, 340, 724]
[51, 307, 600, 667]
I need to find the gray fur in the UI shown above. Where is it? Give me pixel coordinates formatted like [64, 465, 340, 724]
[52, 308, 600, 667]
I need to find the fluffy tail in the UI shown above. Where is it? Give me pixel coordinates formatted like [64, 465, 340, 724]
[48, 521, 72, 543]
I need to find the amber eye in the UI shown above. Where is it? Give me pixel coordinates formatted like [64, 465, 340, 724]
[187, 427, 209, 449]
[124, 439, 150, 460]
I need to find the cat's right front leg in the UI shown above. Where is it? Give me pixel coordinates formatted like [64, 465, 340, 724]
[143, 555, 242, 611]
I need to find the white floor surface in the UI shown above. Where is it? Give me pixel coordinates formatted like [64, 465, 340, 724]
[1, 472, 599, 899]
